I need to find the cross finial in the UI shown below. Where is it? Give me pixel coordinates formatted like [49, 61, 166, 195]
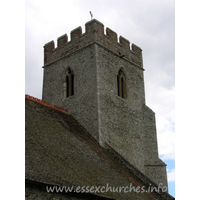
[89, 11, 93, 20]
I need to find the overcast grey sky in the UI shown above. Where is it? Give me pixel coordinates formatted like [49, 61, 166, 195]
[25, 0, 175, 196]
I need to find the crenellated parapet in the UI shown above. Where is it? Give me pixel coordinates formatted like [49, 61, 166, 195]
[44, 19, 143, 68]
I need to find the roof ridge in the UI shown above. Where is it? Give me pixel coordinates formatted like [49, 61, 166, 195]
[25, 94, 68, 114]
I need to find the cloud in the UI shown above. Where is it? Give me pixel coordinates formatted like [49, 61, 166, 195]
[167, 168, 175, 182]
[145, 83, 175, 160]
[157, 120, 175, 160]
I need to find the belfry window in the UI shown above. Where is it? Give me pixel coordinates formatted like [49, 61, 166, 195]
[117, 69, 127, 99]
[65, 68, 74, 98]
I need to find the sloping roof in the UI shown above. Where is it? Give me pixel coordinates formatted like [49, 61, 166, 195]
[25, 96, 174, 200]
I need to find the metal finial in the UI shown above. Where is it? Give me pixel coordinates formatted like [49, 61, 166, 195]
[89, 11, 93, 20]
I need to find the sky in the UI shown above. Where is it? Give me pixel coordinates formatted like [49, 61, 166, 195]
[25, 0, 175, 197]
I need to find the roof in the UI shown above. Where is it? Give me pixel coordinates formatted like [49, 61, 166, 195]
[25, 96, 174, 200]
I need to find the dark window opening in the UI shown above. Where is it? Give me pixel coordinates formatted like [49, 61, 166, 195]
[65, 68, 74, 98]
[117, 69, 127, 99]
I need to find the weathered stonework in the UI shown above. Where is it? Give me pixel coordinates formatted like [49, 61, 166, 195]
[42, 19, 167, 188]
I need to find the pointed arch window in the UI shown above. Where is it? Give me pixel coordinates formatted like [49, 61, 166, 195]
[117, 69, 127, 99]
[65, 68, 74, 98]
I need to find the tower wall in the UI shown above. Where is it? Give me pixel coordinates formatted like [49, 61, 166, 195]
[42, 19, 143, 142]
[95, 44, 146, 172]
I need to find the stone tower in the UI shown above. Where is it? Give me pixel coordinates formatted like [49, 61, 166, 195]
[42, 19, 168, 188]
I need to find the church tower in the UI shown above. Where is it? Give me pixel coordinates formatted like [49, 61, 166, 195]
[42, 19, 168, 188]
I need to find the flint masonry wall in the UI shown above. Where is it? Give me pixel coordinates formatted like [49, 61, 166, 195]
[42, 19, 167, 188]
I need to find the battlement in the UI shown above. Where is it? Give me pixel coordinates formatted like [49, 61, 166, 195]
[44, 19, 143, 68]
